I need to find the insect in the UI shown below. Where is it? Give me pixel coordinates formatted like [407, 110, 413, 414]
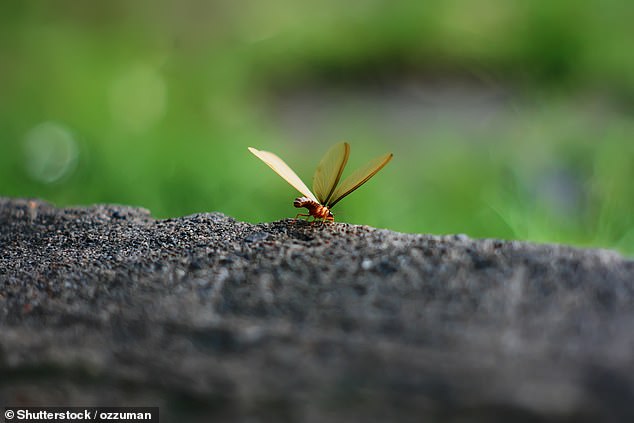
[248, 142, 393, 222]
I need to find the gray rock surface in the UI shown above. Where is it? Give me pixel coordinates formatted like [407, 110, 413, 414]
[1, 197, 633, 422]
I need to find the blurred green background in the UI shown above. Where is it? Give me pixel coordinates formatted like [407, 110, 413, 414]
[1, 1, 633, 254]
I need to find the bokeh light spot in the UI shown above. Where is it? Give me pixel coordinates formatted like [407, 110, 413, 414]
[23, 121, 79, 183]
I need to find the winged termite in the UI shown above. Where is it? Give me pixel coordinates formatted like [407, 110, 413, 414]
[248, 142, 392, 222]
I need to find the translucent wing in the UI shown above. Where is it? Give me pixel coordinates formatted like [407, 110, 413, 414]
[328, 152, 393, 208]
[248, 147, 319, 203]
[312, 142, 350, 205]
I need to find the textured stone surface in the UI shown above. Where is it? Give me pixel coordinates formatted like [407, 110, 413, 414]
[1, 197, 633, 422]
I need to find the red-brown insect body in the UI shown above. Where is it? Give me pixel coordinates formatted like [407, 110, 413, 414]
[294, 196, 334, 221]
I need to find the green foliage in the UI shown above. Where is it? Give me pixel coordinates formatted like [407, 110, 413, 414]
[1, 1, 632, 254]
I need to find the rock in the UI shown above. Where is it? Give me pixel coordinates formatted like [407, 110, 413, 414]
[1, 197, 633, 422]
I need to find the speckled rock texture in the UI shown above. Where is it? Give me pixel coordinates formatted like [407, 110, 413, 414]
[1, 197, 633, 422]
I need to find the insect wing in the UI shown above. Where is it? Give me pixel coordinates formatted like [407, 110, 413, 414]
[328, 152, 393, 208]
[248, 147, 319, 203]
[312, 142, 350, 205]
